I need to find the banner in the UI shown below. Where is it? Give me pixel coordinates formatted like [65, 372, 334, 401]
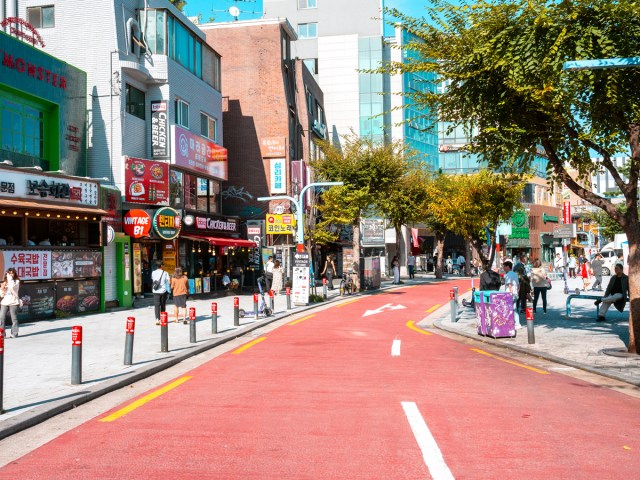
[151, 100, 169, 158]
[124, 157, 169, 205]
[173, 125, 228, 180]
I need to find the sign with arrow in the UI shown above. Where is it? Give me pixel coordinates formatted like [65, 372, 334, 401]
[363, 303, 407, 317]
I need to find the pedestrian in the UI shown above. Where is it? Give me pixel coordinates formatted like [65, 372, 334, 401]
[457, 253, 466, 274]
[590, 253, 604, 291]
[391, 255, 400, 284]
[0, 268, 20, 338]
[170, 266, 189, 324]
[554, 252, 564, 273]
[407, 253, 416, 279]
[568, 254, 577, 278]
[513, 254, 531, 313]
[531, 259, 548, 314]
[445, 255, 453, 274]
[502, 260, 521, 327]
[264, 255, 275, 291]
[321, 254, 336, 290]
[479, 261, 502, 291]
[151, 261, 170, 325]
[581, 259, 591, 291]
[595, 263, 629, 322]
[615, 253, 624, 267]
[271, 260, 284, 294]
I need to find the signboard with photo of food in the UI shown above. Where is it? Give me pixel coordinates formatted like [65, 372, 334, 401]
[55, 279, 101, 317]
[17, 283, 55, 320]
[124, 157, 169, 205]
[52, 251, 102, 278]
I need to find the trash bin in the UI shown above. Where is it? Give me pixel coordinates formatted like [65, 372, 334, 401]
[475, 291, 516, 338]
[474, 290, 496, 336]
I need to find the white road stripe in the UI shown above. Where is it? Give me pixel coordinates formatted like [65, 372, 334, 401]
[401, 401, 455, 480]
[391, 339, 401, 357]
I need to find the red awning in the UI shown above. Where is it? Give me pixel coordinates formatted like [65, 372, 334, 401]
[181, 234, 256, 248]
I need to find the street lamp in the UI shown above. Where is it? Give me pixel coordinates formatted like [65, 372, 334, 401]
[258, 181, 343, 251]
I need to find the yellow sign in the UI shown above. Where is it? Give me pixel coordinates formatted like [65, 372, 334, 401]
[266, 214, 296, 235]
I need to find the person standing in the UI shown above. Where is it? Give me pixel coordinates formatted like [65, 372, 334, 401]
[513, 254, 530, 313]
[170, 267, 189, 324]
[595, 263, 629, 322]
[590, 254, 604, 291]
[264, 256, 275, 292]
[321, 254, 336, 290]
[391, 255, 400, 284]
[502, 261, 521, 327]
[151, 261, 170, 325]
[271, 260, 284, 295]
[0, 268, 20, 338]
[567, 254, 577, 278]
[531, 259, 548, 314]
[554, 253, 564, 273]
[407, 253, 416, 279]
[479, 262, 502, 291]
[445, 256, 453, 274]
[457, 253, 466, 274]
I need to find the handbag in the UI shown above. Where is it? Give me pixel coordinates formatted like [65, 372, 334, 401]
[546, 278, 552, 290]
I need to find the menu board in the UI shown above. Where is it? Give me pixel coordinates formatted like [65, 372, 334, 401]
[202, 277, 211, 293]
[17, 282, 56, 320]
[52, 251, 102, 278]
[124, 157, 169, 205]
[55, 279, 101, 317]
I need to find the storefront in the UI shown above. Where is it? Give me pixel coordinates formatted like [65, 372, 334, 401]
[0, 166, 107, 320]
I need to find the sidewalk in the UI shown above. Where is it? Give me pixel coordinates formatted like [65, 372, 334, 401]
[428, 276, 640, 387]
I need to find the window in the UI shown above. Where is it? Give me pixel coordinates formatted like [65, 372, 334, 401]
[1, 99, 44, 158]
[297, 23, 317, 39]
[175, 99, 189, 129]
[125, 84, 145, 120]
[27, 5, 55, 28]
[303, 58, 318, 75]
[200, 113, 217, 142]
[298, 0, 317, 8]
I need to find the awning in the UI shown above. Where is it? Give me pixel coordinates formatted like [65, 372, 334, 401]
[0, 199, 109, 216]
[180, 234, 257, 248]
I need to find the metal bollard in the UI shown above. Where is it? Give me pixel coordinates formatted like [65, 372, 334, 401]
[71, 326, 82, 385]
[526, 307, 535, 344]
[286, 287, 291, 310]
[233, 297, 240, 326]
[124, 317, 135, 366]
[449, 289, 457, 323]
[253, 293, 259, 320]
[453, 286, 459, 305]
[322, 278, 327, 299]
[0, 331, 4, 414]
[211, 302, 218, 334]
[189, 307, 196, 343]
[160, 311, 169, 353]
[269, 290, 275, 312]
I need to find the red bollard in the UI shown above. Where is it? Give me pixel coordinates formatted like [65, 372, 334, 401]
[160, 311, 168, 352]
[211, 302, 218, 334]
[71, 326, 82, 385]
[253, 293, 259, 319]
[449, 289, 455, 300]
[269, 289, 275, 312]
[322, 277, 327, 298]
[525, 307, 535, 344]
[189, 307, 196, 343]
[286, 287, 291, 310]
[124, 317, 135, 366]
[233, 297, 240, 326]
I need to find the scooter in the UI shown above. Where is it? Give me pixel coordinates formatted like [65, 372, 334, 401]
[238, 276, 273, 318]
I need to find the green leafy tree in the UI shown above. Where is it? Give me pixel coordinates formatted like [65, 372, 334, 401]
[381, 0, 640, 353]
[169, 0, 187, 12]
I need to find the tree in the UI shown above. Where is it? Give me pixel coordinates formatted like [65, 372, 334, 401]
[382, 0, 640, 353]
[169, 0, 187, 12]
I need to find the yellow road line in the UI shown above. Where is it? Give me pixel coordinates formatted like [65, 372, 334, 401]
[471, 348, 549, 375]
[99, 376, 193, 423]
[231, 336, 267, 354]
[335, 298, 360, 307]
[406, 320, 432, 336]
[426, 304, 441, 313]
[288, 314, 316, 325]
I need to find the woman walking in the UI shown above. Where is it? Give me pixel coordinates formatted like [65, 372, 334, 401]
[392, 255, 400, 284]
[271, 260, 284, 295]
[0, 267, 21, 337]
[531, 259, 548, 314]
[170, 267, 190, 324]
[321, 254, 336, 290]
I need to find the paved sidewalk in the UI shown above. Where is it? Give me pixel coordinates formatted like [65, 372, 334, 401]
[428, 276, 640, 387]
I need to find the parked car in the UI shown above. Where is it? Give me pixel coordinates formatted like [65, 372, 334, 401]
[591, 244, 621, 276]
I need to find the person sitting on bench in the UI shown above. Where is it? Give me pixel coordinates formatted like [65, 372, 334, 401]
[595, 263, 629, 322]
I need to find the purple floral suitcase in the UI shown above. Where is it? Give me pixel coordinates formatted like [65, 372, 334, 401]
[487, 292, 516, 338]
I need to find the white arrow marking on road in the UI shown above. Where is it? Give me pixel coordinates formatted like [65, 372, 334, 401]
[362, 303, 407, 317]
[391, 339, 401, 357]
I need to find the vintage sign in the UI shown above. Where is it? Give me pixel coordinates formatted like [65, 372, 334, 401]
[259, 137, 286, 158]
[173, 125, 228, 180]
[151, 101, 169, 158]
[124, 157, 169, 205]
[153, 207, 181, 240]
[269, 158, 286, 194]
[266, 214, 296, 235]
[123, 210, 152, 238]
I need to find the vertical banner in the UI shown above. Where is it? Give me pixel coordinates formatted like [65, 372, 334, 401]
[270, 158, 286, 194]
[292, 251, 310, 306]
[151, 101, 169, 158]
[563, 201, 571, 225]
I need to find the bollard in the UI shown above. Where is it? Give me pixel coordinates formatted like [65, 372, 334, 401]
[286, 287, 291, 310]
[160, 311, 169, 353]
[449, 289, 457, 323]
[322, 278, 327, 299]
[124, 317, 135, 366]
[71, 326, 82, 385]
[189, 307, 197, 344]
[253, 293, 259, 320]
[211, 302, 218, 334]
[0, 331, 4, 414]
[233, 297, 240, 326]
[269, 289, 275, 312]
[525, 307, 535, 344]
[453, 286, 459, 305]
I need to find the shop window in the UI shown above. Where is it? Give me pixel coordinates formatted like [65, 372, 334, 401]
[200, 113, 217, 142]
[125, 84, 145, 120]
[169, 169, 183, 207]
[298, 23, 318, 39]
[175, 98, 189, 129]
[0, 99, 44, 158]
[27, 5, 55, 28]
[184, 173, 197, 210]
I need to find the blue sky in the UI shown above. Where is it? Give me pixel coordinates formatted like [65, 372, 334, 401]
[183, 0, 429, 24]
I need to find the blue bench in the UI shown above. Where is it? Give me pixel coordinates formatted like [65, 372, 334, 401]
[566, 294, 601, 317]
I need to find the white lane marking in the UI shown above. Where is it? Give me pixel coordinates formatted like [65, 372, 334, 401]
[391, 339, 401, 357]
[401, 401, 455, 480]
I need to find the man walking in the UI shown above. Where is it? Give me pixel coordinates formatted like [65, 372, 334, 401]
[595, 263, 628, 322]
[265, 255, 275, 291]
[590, 254, 604, 291]
[407, 253, 416, 279]
[151, 261, 169, 325]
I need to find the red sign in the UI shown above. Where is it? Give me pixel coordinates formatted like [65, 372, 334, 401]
[124, 157, 169, 205]
[71, 326, 82, 346]
[160, 312, 168, 327]
[286, 287, 290, 295]
[211, 302, 217, 314]
[449, 289, 455, 300]
[123, 210, 152, 238]
[0, 330, 4, 353]
[189, 307, 196, 321]
[174, 125, 228, 180]
[563, 202, 571, 224]
[526, 307, 534, 321]
[233, 297, 239, 308]
[253, 293, 259, 303]
[126, 317, 135, 334]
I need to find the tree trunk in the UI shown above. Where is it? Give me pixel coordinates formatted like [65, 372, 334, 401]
[434, 232, 445, 279]
[625, 225, 640, 354]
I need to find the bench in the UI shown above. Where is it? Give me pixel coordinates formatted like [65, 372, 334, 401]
[565, 294, 602, 317]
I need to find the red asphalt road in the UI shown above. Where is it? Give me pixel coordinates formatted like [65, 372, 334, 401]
[1, 282, 639, 479]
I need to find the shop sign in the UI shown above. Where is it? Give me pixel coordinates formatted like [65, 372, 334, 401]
[0, 17, 45, 48]
[153, 207, 182, 240]
[292, 251, 310, 306]
[510, 210, 530, 239]
[0, 169, 98, 206]
[269, 158, 286, 194]
[259, 137, 286, 158]
[361, 219, 385, 245]
[151, 101, 169, 158]
[266, 214, 296, 235]
[123, 210, 152, 238]
[173, 125, 228, 180]
[124, 157, 169, 205]
[563, 202, 571, 224]
[0, 250, 51, 280]
[542, 213, 559, 224]
[100, 185, 122, 231]
[194, 215, 238, 233]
